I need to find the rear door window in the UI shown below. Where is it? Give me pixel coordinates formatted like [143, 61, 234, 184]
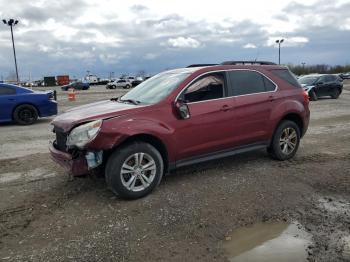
[228, 70, 273, 96]
[0, 86, 16, 96]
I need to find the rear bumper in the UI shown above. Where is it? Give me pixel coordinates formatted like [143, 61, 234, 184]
[40, 101, 58, 117]
[49, 142, 89, 176]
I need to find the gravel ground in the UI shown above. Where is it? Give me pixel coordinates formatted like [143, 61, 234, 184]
[1, 81, 350, 261]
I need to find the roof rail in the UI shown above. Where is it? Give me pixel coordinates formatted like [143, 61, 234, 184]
[221, 61, 276, 65]
[186, 64, 218, 68]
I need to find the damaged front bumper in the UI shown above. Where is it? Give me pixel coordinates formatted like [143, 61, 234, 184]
[49, 142, 103, 176]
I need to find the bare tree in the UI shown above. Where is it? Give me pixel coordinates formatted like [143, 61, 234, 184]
[6, 71, 17, 82]
[136, 70, 146, 78]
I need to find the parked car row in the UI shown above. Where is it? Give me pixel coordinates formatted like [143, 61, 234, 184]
[339, 72, 350, 79]
[298, 74, 343, 101]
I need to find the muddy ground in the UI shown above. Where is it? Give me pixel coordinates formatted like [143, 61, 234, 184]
[1, 81, 350, 261]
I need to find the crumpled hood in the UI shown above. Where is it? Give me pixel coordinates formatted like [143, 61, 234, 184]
[52, 100, 141, 132]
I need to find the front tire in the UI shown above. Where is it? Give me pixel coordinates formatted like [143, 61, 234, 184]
[268, 120, 300, 161]
[105, 142, 164, 199]
[331, 88, 340, 99]
[13, 104, 38, 125]
[309, 90, 318, 101]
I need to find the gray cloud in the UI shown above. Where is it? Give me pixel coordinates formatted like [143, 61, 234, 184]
[130, 5, 149, 13]
[0, 0, 349, 80]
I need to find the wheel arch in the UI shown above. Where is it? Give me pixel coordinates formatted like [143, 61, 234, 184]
[276, 113, 304, 138]
[107, 133, 170, 174]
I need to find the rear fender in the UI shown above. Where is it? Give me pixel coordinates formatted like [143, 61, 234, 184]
[269, 99, 307, 136]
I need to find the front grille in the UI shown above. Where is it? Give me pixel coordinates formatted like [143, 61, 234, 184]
[54, 127, 68, 152]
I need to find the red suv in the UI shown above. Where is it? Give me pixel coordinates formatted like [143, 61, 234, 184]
[50, 61, 310, 199]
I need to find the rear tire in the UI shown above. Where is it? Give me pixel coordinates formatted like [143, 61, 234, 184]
[331, 88, 340, 99]
[309, 90, 318, 101]
[13, 104, 38, 125]
[268, 120, 300, 161]
[105, 142, 164, 199]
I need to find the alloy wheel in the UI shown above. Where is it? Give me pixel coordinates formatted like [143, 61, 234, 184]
[120, 152, 157, 192]
[279, 127, 297, 155]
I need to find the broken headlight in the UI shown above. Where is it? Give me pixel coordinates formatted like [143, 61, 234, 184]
[66, 120, 102, 148]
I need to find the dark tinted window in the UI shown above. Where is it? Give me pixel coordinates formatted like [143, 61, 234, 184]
[317, 76, 327, 83]
[324, 75, 334, 82]
[228, 71, 265, 96]
[183, 73, 224, 103]
[271, 69, 301, 88]
[0, 86, 16, 95]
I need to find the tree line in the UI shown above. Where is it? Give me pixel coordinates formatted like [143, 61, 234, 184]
[287, 64, 350, 76]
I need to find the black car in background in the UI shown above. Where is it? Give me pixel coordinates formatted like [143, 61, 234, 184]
[298, 74, 343, 101]
[61, 82, 90, 91]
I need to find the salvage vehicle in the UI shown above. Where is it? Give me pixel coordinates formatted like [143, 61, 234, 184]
[50, 61, 310, 199]
[0, 83, 57, 125]
[298, 74, 343, 101]
[105, 80, 119, 89]
[339, 72, 350, 80]
[61, 81, 90, 91]
[106, 79, 132, 89]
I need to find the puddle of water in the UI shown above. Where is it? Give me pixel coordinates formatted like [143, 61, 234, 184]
[222, 222, 311, 262]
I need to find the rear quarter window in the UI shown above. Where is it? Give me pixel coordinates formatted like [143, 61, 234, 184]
[228, 70, 276, 96]
[271, 69, 301, 88]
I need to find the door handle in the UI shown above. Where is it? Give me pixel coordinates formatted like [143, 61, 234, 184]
[221, 105, 230, 112]
[8, 98, 15, 101]
[268, 95, 275, 102]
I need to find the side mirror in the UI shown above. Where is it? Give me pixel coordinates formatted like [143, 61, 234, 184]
[317, 81, 324, 86]
[175, 99, 190, 119]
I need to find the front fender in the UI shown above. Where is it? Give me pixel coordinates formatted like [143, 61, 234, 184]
[88, 116, 176, 159]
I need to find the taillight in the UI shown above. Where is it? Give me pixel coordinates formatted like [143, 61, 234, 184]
[48, 91, 57, 101]
[302, 90, 309, 105]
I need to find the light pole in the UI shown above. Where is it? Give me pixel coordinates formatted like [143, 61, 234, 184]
[275, 39, 284, 65]
[2, 19, 19, 82]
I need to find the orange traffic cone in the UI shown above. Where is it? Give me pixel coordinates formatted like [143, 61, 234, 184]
[68, 88, 76, 101]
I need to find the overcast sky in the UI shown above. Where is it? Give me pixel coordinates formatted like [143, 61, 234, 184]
[0, 0, 349, 80]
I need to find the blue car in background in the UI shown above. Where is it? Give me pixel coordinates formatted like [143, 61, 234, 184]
[0, 83, 57, 125]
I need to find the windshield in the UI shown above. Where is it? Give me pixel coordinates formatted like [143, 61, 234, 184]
[120, 72, 190, 104]
[298, 76, 319, 85]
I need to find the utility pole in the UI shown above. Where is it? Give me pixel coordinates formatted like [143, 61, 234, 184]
[2, 19, 19, 83]
[275, 39, 284, 65]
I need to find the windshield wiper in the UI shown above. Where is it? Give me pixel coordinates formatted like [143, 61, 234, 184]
[110, 97, 140, 105]
[118, 98, 141, 105]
